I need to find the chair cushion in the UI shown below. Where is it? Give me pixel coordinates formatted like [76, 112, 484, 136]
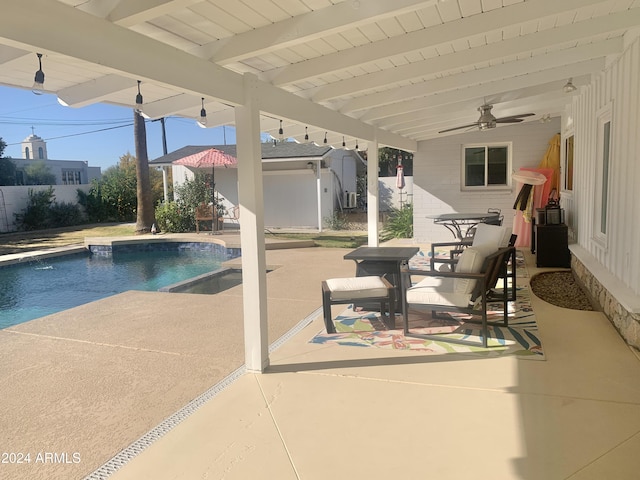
[472, 223, 511, 249]
[325, 276, 390, 300]
[406, 276, 471, 306]
[453, 246, 488, 294]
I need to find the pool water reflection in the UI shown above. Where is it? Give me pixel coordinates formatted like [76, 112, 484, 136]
[0, 249, 228, 329]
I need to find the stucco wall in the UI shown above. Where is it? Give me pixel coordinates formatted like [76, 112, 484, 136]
[0, 184, 92, 232]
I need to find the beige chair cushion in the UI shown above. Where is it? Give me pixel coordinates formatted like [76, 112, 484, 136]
[472, 223, 511, 249]
[406, 277, 472, 307]
[453, 246, 489, 294]
[325, 276, 389, 301]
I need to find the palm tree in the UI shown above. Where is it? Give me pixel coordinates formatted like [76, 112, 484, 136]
[133, 109, 157, 234]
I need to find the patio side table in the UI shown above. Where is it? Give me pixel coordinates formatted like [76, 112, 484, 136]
[344, 246, 419, 327]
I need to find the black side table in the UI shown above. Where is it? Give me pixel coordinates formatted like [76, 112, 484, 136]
[534, 223, 570, 267]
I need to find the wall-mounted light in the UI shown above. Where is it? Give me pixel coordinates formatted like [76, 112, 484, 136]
[563, 78, 577, 93]
[307, 161, 317, 173]
[278, 120, 284, 141]
[32, 53, 45, 95]
[198, 97, 207, 127]
[135, 80, 144, 113]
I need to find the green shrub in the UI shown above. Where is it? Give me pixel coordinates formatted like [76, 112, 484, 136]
[15, 187, 55, 230]
[381, 203, 413, 241]
[49, 202, 83, 227]
[155, 201, 194, 233]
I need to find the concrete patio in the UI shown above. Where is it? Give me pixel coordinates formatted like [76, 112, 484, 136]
[1, 236, 640, 479]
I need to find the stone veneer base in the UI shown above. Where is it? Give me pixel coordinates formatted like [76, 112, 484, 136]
[571, 251, 640, 350]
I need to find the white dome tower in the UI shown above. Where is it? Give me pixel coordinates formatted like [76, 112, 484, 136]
[21, 130, 48, 160]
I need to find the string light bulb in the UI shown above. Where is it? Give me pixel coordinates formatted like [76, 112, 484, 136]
[32, 53, 45, 95]
[198, 97, 207, 127]
[135, 80, 144, 113]
[278, 120, 284, 142]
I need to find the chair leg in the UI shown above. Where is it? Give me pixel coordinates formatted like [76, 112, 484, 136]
[322, 286, 336, 334]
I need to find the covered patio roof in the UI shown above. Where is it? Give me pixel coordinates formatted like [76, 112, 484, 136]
[1, 0, 636, 148]
[2, 0, 639, 372]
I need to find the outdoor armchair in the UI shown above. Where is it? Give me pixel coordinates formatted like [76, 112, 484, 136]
[401, 245, 516, 348]
[429, 223, 512, 271]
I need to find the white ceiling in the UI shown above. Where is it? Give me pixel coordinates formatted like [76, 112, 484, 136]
[1, 0, 639, 151]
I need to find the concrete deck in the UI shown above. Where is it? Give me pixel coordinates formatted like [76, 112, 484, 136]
[2, 237, 640, 479]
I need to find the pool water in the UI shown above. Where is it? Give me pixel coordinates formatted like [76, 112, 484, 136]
[0, 250, 226, 329]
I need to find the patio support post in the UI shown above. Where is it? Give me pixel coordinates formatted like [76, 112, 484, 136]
[316, 159, 322, 232]
[236, 73, 269, 373]
[367, 137, 380, 246]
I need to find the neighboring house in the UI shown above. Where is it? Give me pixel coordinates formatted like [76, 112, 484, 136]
[11, 133, 101, 185]
[150, 142, 366, 230]
[0, 133, 102, 232]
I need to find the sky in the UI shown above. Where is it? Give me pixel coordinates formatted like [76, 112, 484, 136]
[0, 84, 248, 171]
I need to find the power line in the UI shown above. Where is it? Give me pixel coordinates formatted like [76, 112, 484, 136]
[5, 123, 134, 145]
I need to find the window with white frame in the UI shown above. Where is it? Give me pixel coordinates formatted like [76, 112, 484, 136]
[461, 143, 511, 190]
[593, 103, 612, 247]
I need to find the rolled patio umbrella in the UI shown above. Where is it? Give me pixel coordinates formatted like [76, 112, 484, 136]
[396, 164, 406, 207]
[173, 148, 237, 231]
[396, 164, 405, 189]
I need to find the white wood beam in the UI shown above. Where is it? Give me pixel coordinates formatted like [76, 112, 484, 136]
[359, 58, 605, 122]
[192, 0, 439, 65]
[256, 80, 416, 151]
[313, 25, 625, 103]
[56, 74, 137, 108]
[141, 93, 202, 119]
[108, 0, 201, 27]
[0, 0, 416, 152]
[0, 0, 245, 105]
[268, 0, 607, 86]
[342, 41, 618, 113]
[0, 45, 28, 64]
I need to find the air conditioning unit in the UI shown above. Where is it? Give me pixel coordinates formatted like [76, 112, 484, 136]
[345, 191, 357, 209]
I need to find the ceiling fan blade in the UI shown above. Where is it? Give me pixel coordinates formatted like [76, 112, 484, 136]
[438, 122, 479, 133]
[495, 118, 524, 124]
[496, 113, 535, 122]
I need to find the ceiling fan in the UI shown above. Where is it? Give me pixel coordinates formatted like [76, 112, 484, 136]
[438, 104, 535, 133]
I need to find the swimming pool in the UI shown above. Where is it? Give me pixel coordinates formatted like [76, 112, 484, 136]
[0, 243, 239, 329]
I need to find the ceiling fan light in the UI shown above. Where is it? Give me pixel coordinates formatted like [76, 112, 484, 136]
[477, 104, 496, 129]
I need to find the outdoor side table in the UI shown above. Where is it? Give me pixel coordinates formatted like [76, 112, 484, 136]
[343, 246, 419, 325]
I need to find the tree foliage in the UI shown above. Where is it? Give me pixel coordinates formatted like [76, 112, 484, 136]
[155, 172, 225, 233]
[78, 151, 165, 222]
[378, 147, 413, 177]
[0, 158, 16, 186]
[24, 161, 56, 185]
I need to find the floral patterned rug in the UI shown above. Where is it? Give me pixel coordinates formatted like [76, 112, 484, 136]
[310, 285, 544, 360]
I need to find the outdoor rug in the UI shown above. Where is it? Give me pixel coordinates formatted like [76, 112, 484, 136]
[311, 286, 544, 360]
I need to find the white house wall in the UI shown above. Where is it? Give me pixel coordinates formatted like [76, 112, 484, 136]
[569, 33, 640, 296]
[263, 170, 323, 229]
[413, 120, 561, 244]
